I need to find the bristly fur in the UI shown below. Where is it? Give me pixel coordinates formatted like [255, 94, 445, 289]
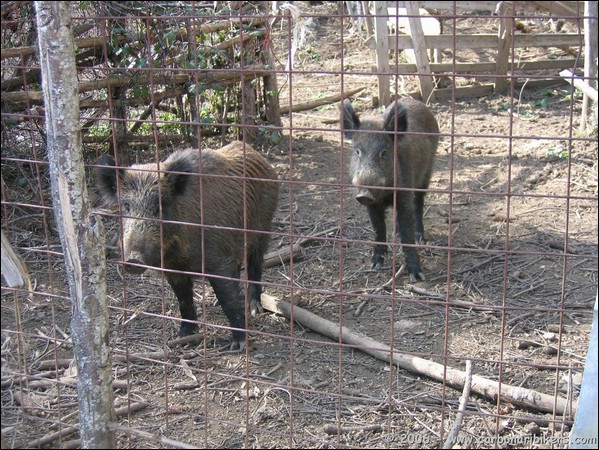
[96, 141, 279, 351]
[341, 97, 439, 281]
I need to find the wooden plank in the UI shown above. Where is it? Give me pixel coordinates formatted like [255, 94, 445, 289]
[374, 1, 391, 106]
[420, 1, 499, 11]
[366, 34, 499, 50]
[512, 58, 581, 71]
[392, 58, 578, 73]
[405, 1, 435, 102]
[367, 33, 582, 50]
[514, 33, 583, 48]
[432, 84, 495, 100]
[431, 78, 566, 100]
[393, 62, 497, 73]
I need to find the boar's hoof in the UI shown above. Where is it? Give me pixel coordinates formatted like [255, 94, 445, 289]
[179, 323, 199, 337]
[249, 298, 264, 317]
[408, 270, 426, 283]
[229, 339, 246, 352]
[371, 253, 386, 269]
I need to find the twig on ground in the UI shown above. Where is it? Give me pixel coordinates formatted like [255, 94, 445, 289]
[26, 403, 147, 448]
[263, 226, 339, 268]
[442, 360, 473, 449]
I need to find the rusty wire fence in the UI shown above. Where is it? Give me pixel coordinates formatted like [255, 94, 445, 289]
[1, 1, 598, 448]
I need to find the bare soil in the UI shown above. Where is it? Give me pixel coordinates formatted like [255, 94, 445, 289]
[1, 2, 597, 449]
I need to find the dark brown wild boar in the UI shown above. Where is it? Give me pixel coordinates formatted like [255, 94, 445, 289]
[96, 141, 279, 351]
[341, 97, 439, 281]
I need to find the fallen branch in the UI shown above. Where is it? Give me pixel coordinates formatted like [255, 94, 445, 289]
[1, 230, 32, 291]
[26, 402, 147, 448]
[560, 69, 598, 102]
[2, 66, 272, 107]
[279, 87, 366, 114]
[107, 423, 200, 449]
[260, 294, 575, 416]
[262, 226, 339, 268]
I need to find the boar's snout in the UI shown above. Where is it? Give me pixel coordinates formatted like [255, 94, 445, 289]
[356, 190, 376, 206]
[124, 252, 147, 274]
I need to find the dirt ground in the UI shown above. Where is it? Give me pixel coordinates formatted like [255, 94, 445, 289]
[1, 2, 598, 449]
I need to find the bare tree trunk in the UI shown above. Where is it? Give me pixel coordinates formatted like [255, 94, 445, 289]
[34, 2, 115, 448]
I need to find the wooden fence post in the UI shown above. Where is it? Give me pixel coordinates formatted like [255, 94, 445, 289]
[495, 1, 514, 94]
[405, 1, 435, 102]
[581, 1, 598, 131]
[374, 1, 391, 107]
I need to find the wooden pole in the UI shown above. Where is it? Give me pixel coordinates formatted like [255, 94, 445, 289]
[405, 1, 435, 102]
[374, 1, 391, 106]
[34, 2, 115, 447]
[495, 1, 514, 94]
[581, 1, 598, 131]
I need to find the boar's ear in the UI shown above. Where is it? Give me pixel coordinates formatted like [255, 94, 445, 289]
[383, 101, 408, 138]
[96, 154, 122, 203]
[341, 99, 360, 140]
[163, 156, 195, 196]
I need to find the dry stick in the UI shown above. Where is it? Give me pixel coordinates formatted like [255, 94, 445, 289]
[26, 403, 147, 448]
[427, 254, 504, 282]
[323, 423, 382, 435]
[107, 423, 200, 449]
[0, 370, 58, 389]
[442, 360, 473, 449]
[261, 294, 574, 416]
[279, 87, 366, 114]
[263, 226, 339, 268]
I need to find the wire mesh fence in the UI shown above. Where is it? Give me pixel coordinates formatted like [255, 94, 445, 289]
[1, 1, 597, 448]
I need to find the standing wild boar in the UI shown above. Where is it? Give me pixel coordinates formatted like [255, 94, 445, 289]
[96, 141, 279, 351]
[341, 97, 439, 281]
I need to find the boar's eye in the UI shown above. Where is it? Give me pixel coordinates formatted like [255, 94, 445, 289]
[379, 150, 387, 160]
[355, 148, 362, 158]
[122, 201, 131, 214]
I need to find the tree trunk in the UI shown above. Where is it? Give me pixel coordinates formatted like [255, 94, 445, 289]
[34, 2, 115, 448]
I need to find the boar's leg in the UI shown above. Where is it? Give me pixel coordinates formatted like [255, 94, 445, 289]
[414, 190, 426, 242]
[394, 191, 425, 282]
[207, 268, 247, 352]
[246, 240, 267, 316]
[367, 203, 388, 269]
[167, 274, 199, 336]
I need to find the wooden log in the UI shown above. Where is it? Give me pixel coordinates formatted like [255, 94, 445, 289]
[261, 293, 575, 416]
[279, 87, 366, 114]
[560, 69, 598, 102]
